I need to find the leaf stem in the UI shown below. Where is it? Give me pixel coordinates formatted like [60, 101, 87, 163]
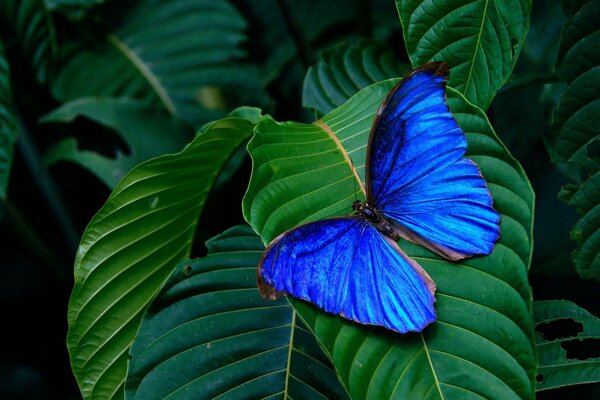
[16, 110, 79, 253]
[276, 0, 316, 67]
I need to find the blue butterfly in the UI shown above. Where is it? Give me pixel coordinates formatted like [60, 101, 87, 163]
[257, 62, 501, 333]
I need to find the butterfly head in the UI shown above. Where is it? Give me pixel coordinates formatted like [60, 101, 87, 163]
[352, 200, 378, 221]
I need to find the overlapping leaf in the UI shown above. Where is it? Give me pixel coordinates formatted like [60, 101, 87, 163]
[41, 97, 192, 188]
[534, 300, 600, 390]
[0, 40, 17, 200]
[126, 225, 349, 400]
[52, 0, 268, 126]
[551, 0, 600, 281]
[244, 80, 535, 398]
[396, 0, 531, 110]
[0, 0, 55, 84]
[67, 115, 257, 400]
[303, 39, 409, 116]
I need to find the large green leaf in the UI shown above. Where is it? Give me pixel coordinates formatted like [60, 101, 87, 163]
[0, 39, 17, 200]
[41, 97, 192, 188]
[52, 0, 268, 126]
[126, 225, 349, 400]
[534, 300, 600, 391]
[244, 80, 536, 398]
[551, 0, 600, 281]
[395, 0, 531, 110]
[303, 39, 409, 116]
[67, 115, 258, 400]
[0, 0, 55, 84]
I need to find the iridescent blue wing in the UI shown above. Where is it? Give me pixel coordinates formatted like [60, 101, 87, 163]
[367, 63, 500, 260]
[258, 217, 436, 333]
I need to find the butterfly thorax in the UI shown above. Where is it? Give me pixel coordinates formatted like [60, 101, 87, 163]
[352, 200, 399, 240]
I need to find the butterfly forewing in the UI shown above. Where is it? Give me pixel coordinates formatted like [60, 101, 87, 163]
[367, 63, 500, 259]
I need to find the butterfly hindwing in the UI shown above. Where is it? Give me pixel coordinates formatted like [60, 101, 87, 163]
[258, 218, 436, 333]
[368, 63, 500, 259]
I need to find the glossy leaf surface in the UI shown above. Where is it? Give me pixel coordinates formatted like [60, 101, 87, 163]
[67, 116, 256, 399]
[534, 300, 600, 391]
[244, 80, 535, 398]
[303, 40, 409, 116]
[126, 225, 349, 400]
[396, 0, 531, 109]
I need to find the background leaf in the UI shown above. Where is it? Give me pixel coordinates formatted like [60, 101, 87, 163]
[244, 79, 536, 398]
[126, 225, 349, 400]
[0, 39, 18, 200]
[534, 300, 600, 391]
[67, 115, 257, 399]
[52, 0, 269, 126]
[302, 39, 409, 116]
[44, 0, 105, 19]
[0, 0, 55, 84]
[41, 97, 192, 188]
[550, 0, 600, 281]
[395, 0, 531, 110]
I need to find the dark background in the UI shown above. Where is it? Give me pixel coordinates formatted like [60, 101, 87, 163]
[1, 0, 599, 399]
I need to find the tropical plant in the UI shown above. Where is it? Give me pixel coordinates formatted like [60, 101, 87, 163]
[1, 0, 599, 399]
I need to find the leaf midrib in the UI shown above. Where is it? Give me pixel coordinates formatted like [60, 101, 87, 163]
[421, 334, 444, 399]
[462, 0, 489, 99]
[108, 34, 177, 115]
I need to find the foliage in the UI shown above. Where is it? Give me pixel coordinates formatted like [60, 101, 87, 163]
[126, 225, 349, 400]
[534, 300, 600, 391]
[551, 0, 600, 282]
[0, 40, 17, 199]
[1, 0, 600, 399]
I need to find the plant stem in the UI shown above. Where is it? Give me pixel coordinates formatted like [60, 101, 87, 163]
[16, 111, 79, 253]
[276, 0, 316, 68]
[1, 199, 66, 283]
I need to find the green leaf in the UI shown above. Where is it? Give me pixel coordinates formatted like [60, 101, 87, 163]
[67, 115, 258, 400]
[0, 39, 18, 200]
[552, 0, 600, 170]
[52, 0, 269, 126]
[395, 0, 531, 110]
[236, 0, 355, 84]
[561, 172, 600, 279]
[303, 39, 410, 116]
[41, 97, 192, 188]
[126, 225, 349, 400]
[534, 300, 600, 390]
[0, 0, 55, 83]
[243, 80, 536, 398]
[551, 0, 600, 281]
[44, 0, 105, 19]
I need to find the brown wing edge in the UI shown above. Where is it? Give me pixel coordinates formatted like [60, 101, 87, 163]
[382, 234, 437, 297]
[365, 61, 450, 201]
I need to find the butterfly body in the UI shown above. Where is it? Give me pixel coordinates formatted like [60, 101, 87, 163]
[257, 62, 500, 333]
[352, 200, 399, 240]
